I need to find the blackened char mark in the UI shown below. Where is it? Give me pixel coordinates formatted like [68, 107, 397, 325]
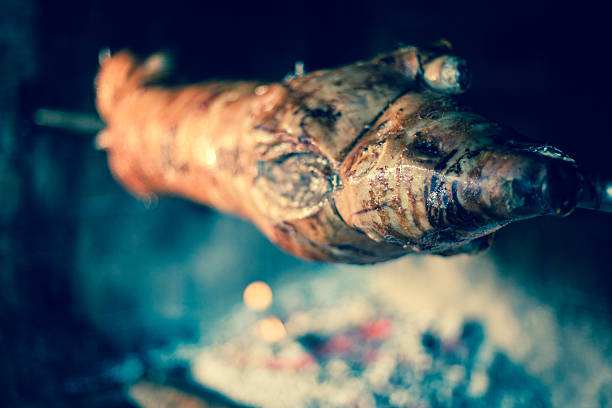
[446, 147, 487, 175]
[296, 108, 331, 146]
[302, 104, 342, 133]
[434, 148, 458, 171]
[353, 201, 390, 216]
[339, 88, 413, 160]
[424, 172, 491, 233]
[424, 172, 447, 229]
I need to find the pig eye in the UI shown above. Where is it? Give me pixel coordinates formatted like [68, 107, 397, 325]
[410, 131, 443, 158]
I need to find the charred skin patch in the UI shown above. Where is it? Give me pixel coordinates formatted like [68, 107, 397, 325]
[294, 99, 343, 146]
[423, 172, 447, 229]
[303, 104, 342, 131]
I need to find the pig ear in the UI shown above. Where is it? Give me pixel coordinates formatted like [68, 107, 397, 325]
[142, 52, 173, 82]
[422, 55, 471, 95]
[411, 41, 471, 95]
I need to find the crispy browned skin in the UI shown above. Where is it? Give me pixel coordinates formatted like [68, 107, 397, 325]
[95, 46, 581, 263]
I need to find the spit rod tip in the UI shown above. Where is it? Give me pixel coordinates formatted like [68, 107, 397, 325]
[577, 175, 612, 214]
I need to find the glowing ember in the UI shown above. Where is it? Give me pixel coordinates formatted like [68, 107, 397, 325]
[243, 281, 273, 311]
[256, 317, 286, 342]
